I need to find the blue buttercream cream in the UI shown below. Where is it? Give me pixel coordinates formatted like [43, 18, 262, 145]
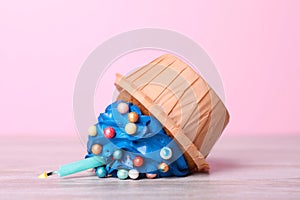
[86, 100, 189, 178]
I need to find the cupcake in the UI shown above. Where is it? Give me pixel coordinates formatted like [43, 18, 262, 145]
[86, 54, 229, 179]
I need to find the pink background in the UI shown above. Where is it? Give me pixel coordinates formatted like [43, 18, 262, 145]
[0, 0, 299, 137]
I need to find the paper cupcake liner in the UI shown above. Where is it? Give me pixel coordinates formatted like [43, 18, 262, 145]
[114, 54, 230, 172]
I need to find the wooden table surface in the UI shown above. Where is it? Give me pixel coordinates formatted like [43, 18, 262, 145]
[0, 135, 299, 200]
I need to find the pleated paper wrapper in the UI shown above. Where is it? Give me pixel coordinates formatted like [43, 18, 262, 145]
[114, 54, 230, 173]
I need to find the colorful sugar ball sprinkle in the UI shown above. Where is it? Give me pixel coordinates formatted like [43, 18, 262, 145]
[125, 123, 137, 135]
[117, 169, 129, 180]
[158, 163, 169, 173]
[103, 127, 115, 139]
[160, 147, 173, 160]
[113, 149, 123, 160]
[96, 167, 107, 178]
[133, 156, 144, 167]
[117, 102, 129, 114]
[88, 125, 97, 136]
[128, 169, 139, 179]
[91, 144, 102, 155]
[146, 173, 157, 179]
[128, 112, 139, 123]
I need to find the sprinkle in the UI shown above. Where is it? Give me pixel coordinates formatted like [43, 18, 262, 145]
[103, 127, 116, 139]
[128, 169, 139, 179]
[133, 156, 144, 167]
[160, 147, 173, 160]
[158, 163, 169, 173]
[125, 123, 137, 135]
[113, 149, 123, 160]
[117, 169, 129, 180]
[91, 144, 102, 155]
[88, 125, 97, 136]
[128, 112, 139, 123]
[117, 102, 129, 114]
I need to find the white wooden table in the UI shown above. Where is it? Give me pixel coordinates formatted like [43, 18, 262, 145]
[1, 135, 299, 200]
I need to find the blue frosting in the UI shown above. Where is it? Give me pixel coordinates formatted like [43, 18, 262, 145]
[86, 100, 189, 179]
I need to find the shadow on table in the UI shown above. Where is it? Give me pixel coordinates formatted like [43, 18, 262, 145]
[208, 158, 243, 173]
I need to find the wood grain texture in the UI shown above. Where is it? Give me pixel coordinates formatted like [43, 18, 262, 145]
[0, 135, 299, 200]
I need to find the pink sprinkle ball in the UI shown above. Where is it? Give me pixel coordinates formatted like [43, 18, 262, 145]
[103, 127, 115, 139]
[133, 156, 144, 167]
[146, 173, 157, 179]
